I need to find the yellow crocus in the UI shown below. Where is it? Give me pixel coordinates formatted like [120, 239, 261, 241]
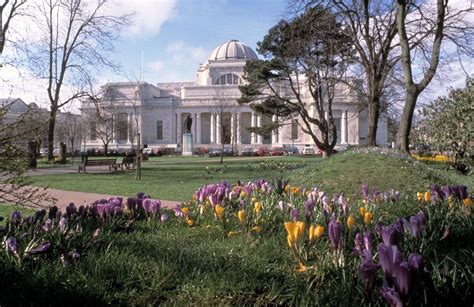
[297, 262, 307, 273]
[192, 194, 198, 201]
[199, 205, 205, 215]
[186, 218, 194, 226]
[364, 211, 373, 225]
[250, 226, 263, 233]
[347, 215, 355, 230]
[291, 186, 300, 195]
[309, 225, 316, 241]
[315, 224, 325, 239]
[240, 191, 247, 198]
[237, 210, 246, 223]
[285, 222, 296, 237]
[254, 202, 262, 214]
[424, 191, 431, 202]
[287, 234, 294, 247]
[417, 192, 423, 202]
[359, 207, 366, 217]
[215, 205, 224, 219]
[251, 197, 257, 203]
[463, 198, 472, 207]
[227, 231, 241, 238]
[295, 222, 306, 240]
[181, 207, 189, 216]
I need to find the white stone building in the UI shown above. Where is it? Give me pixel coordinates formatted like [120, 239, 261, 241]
[80, 40, 388, 153]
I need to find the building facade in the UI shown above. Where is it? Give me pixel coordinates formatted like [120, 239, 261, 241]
[80, 40, 388, 152]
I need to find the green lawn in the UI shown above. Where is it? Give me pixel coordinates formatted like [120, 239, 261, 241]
[29, 156, 319, 201]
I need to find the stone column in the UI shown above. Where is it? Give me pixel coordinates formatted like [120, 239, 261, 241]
[271, 115, 277, 144]
[251, 112, 256, 144]
[230, 113, 235, 145]
[196, 113, 201, 144]
[256, 114, 262, 144]
[341, 110, 347, 144]
[216, 113, 221, 144]
[236, 112, 241, 144]
[127, 112, 133, 144]
[210, 113, 215, 143]
[176, 112, 182, 144]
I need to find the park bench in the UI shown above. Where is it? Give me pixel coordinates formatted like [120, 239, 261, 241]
[78, 158, 117, 173]
[116, 156, 136, 170]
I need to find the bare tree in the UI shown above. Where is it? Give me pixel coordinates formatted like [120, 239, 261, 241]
[395, 0, 473, 153]
[56, 112, 83, 157]
[0, 0, 26, 57]
[22, 0, 131, 161]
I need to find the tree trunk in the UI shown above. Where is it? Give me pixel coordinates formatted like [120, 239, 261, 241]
[47, 111, 56, 161]
[366, 95, 380, 146]
[104, 143, 108, 156]
[396, 89, 419, 153]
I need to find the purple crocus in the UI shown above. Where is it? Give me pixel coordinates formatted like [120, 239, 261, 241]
[160, 213, 169, 223]
[29, 241, 52, 255]
[278, 200, 287, 212]
[359, 262, 380, 292]
[59, 217, 68, 232]
[408, 253, 423, 274]
[380, 287, 403, 307]
[42, 219, 53, 232]
[11, 211, 21, 225]
[377, 244, 402, 277]
[354, 232, 364, 254]
[362, 183, 369, 199]
[328, 219, 342, 250]
[394, 261, 411, 295]
[137, 192, 146, 199]
[6, 237, 17, 253]
[290, 208, 300, 221]
[66, 203, 77, 217]
[381, 221, 404, 246]
[404, 213, 424, 240]
[305, 199, 315, 219]
[173, 205, 184, 217]
[363, 231, 373, 253]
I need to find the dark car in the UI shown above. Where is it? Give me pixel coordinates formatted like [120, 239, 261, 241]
[255, 147, 270, 156]
[271, 147, 285, 156]
[223, 147, 234, 156]
[209, 148, 222, 157]
[241, 147, 256, 156]
[284, 146, 299, 155]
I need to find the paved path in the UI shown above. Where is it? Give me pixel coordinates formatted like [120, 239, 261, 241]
[0, 185, 180, 211]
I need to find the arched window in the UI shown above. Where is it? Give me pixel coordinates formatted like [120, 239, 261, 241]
[216, 74, 241, 85]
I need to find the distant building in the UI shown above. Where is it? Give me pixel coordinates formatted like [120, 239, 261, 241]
[80, 40, 388, 152]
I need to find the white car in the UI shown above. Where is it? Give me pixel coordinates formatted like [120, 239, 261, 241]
[142, 148, 152, 154]
[302, 147, 315, 155]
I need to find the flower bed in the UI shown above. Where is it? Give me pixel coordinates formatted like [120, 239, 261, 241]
[1, 181, 472, 305]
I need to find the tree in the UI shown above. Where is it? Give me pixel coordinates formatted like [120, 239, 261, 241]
[0, 0, 26, 57]
[295, 0, 400, 146]
[85, 103, 114, 155]
[56, 112, 83, 157]
[24, 0, 130, 161]
[417, 79, 473, 174]
[239, 6, 353, 157]
[395, 0, 473, 153]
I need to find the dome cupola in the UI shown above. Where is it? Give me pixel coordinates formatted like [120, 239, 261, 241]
[208, 39, 258, 61]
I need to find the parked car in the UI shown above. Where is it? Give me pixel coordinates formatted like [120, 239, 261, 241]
[284, 146, 299, 155]
[40, 148, 49, 156]
[209, 148, 222, 157]
[255, 147, 270, 156]
[223, 147, 234, 156]
[142, 148, 152, 154]
[270, 147, 285, 156]
[302, 147, 315, 155]
[241, 147, 256, 156]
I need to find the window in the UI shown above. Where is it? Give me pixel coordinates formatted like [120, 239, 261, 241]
[291, 120, 298, 140]
[216, 73, 241, 85]
[90, 123, 96, 141]
[116, 113, 128, 140]
[156, 120, 163, 140]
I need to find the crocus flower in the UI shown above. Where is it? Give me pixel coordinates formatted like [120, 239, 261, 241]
[394, 261, 411, 295]
[359, 207, 366, 217]
[42, 219, 53, 232]
[361, 183, 369, 199]
[253, 202, 262, 214]
[347, 215, 355, 230]
[5, 237, 17, 253]
[309, 225, 316, 241]
[160, 213, 169, 223]
[354, 232, 364, 254]
[290, 208, 300, 221]
[359, 262, 380, 292]
[381, 221, 404, 246]
[11, 211, 21, 225]
[424, 191, 431, 202]
[364, 211, 373, 225]
[315, 224, 325, 239]
[237, 210, 246, 224]
[363, 231, 373, 253]
[305, 199, 315, 219]
[215, 205, 224, 219]
[278, 200, 287, 212]
[59, 217, 68, 232]
[380, 287, 403, 307]
[69, 250, 80, 260]
[328, 219, 342, 250]
[377, 244, 402, 277]
[29, 241, 52, 255]
[464, 198, 473, 207]
[66, 203, 77, 217]
[408, 253, 423, 274]
[404, 213, 424, 239]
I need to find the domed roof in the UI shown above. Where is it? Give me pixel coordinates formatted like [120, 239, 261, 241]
[208, 39, 258, 61]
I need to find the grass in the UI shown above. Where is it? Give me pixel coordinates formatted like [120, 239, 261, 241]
[291, 149, 474, 198]
[29, 156, 319, 201]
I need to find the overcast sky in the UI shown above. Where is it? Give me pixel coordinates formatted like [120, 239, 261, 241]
[0, 0, 472, 112]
